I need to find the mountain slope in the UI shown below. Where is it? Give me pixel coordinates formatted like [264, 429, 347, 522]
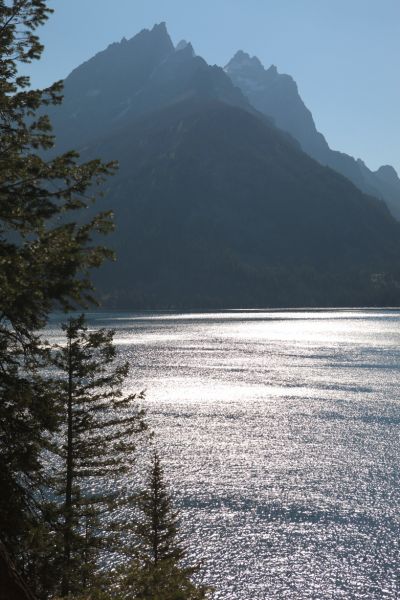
[84, 99, 400, 308]
[225, 51, 400, 220]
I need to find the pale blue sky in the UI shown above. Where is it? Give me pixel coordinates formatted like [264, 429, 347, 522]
[28, 0, 400, 174]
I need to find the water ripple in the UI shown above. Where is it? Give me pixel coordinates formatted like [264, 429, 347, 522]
[46, 309, 400, 599]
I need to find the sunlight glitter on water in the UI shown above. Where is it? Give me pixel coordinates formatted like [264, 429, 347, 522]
[46, 309, 400, 599]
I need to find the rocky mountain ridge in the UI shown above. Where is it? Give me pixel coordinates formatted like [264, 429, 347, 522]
[225, 50, 400, 219]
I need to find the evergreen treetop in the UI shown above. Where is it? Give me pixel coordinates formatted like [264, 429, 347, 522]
[115, 451, 210, 600]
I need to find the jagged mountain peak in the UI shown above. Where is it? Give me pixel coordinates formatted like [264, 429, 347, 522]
[226, 51, 294, 86]
[266, 64, 278, 76]
[102, 22, 173, 56]
[225, 50, 264, 73]
[66, 22, 174, 85]
[176, 39, 187, 50]
[129, 21, 174, 51]
[151, 21, 168, 34]
[175, 40, 195, 58]
[176, 39, 195, 55]
[376, 165, 400, 184]
[50, 23, 252, 153]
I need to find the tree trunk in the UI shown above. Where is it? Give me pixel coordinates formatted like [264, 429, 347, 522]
[0, 541, 37, 600]
[61, 333, 74, 596]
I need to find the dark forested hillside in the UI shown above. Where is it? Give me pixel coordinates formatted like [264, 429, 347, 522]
[84, 99, 400, 308]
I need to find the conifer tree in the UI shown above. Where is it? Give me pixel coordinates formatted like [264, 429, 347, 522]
[117, 451, 210, 600]
[136, 452, 183, 566]
[51, 315, 147, 598]
[0, 0, 115, 575]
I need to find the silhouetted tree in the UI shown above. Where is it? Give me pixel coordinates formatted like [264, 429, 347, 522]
[51, 316, 146, 598]
[0, 0, 115, 588]
[117, 451, 210, 600]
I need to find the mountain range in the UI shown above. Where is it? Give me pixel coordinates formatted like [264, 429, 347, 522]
[47, 23, 400, 308]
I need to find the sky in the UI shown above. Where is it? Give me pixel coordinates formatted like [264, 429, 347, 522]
[28, 0, 400, 174]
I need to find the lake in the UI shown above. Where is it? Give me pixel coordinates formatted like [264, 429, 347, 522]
[47, 309, 400, 599]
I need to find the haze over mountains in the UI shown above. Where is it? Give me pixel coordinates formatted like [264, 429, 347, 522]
[225, 51, 400, 220]
[50, 23, 252, 153]
[48, 24, 400, 308]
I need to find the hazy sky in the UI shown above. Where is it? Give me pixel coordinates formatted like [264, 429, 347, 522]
[28, 0, 400, 174]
